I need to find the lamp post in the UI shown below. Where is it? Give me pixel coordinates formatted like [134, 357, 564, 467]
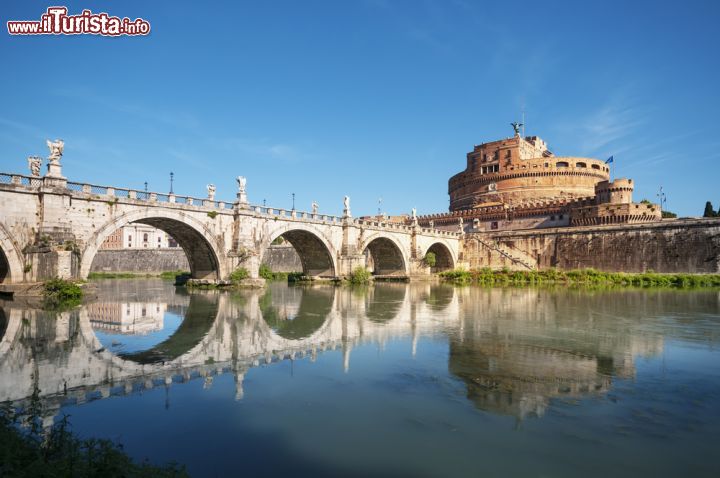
[144, 181, 148, 192]
[657, 186, 667, 216]
[170, 172, 174, 194]
[292, 193, 295, 211]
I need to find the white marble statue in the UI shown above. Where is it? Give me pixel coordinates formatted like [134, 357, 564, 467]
[46, 139, 64, 164]
[343, 196, 351, 217]
[236, 176, 246, 193]
[207, 183, 216, 200]
[411, 208, 417, 219]
[311, 200, 319, 215]
[27, 156, 42, 177]
[429, 220, 434, 229]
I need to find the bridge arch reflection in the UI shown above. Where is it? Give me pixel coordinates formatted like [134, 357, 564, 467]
[259, 284, 335, 340]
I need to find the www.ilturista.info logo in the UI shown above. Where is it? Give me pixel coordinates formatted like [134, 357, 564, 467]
[7, 6, 150, 36]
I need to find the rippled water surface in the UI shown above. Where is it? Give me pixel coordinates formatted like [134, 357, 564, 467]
[1, 279, 719, 477]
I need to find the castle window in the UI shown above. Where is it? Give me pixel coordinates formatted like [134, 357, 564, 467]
[143, 233, 148, 242]
[556, 161, 569, 168]
[576, 162, 587, 168]
[591, 164, 600, 170]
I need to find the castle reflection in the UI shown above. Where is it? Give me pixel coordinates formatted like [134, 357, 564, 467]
[2, 279, 714, 428]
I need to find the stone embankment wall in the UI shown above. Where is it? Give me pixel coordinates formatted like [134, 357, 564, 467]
[465, 218, 720, 273]
[90, 249, 190, 273]
[261, 244, 302, 272]
[90, 245, 303, 274]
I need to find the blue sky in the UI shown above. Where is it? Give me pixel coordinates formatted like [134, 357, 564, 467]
[1, 0, 719, 217]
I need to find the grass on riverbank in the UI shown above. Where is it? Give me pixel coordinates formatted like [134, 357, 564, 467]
[439, 268, 720, 288]
[88, 270, 189, 280]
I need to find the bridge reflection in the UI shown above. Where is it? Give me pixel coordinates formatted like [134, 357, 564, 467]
[2, 281, 709, 429]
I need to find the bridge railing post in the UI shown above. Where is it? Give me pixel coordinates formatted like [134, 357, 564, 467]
[128, 190, 137, 199]
[107, 187, 115, 197]
[168, 194, 175, 203]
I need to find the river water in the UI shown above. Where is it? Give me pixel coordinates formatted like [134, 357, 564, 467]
[1, 279, 719, 477]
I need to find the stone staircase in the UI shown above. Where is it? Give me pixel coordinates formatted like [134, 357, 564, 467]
[474, 236, 538, 271]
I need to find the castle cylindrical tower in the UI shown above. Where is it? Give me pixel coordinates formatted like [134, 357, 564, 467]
[448, 135, 610, 211]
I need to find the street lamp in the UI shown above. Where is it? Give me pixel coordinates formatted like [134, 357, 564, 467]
[144, 181, 148, 192]
[657, 186, 667, 216]
[170, 172, 174, 194]
[292, 193, 295, 211]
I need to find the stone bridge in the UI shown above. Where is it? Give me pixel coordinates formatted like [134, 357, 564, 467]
[0, 167, 462, 284]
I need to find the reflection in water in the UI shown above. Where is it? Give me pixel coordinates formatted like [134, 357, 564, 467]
[260, 283, 334, 339]
[1, 280, 719, 476]
[89, 302, 167, 335]
[364, 283, 406, 323]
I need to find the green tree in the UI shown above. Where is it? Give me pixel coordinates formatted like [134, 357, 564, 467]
[423, 251, 437, 267]
[703, 201, 715, 217]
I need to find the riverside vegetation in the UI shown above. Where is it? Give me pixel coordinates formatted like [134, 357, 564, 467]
[88, 270, 189, 280]
[440, 267, 720, 288]
[42, 278, 83, 309]
[0, 393, 186, 477]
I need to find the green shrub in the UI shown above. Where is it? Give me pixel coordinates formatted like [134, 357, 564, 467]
[229, 267, 249, 283]
[423, 251, 437, 267]
[259, 263, 274, 279]
[349, 267, 371, 284]
[207, 211, 219, 219]
[159, 270, 190, 280]
[43, 278, 82, 309]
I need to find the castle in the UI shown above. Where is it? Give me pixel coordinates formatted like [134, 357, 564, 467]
[417, 127, 661, 232]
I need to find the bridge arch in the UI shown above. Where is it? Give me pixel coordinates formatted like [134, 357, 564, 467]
[360, 233, 409, 277]
[80, 209, 226, 281]
[0, 222, 24, 284]
[261, 224, 337, 278]
[423, 241, 456, 272]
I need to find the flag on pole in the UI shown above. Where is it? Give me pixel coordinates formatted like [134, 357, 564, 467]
[605, 155, 614, 164]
